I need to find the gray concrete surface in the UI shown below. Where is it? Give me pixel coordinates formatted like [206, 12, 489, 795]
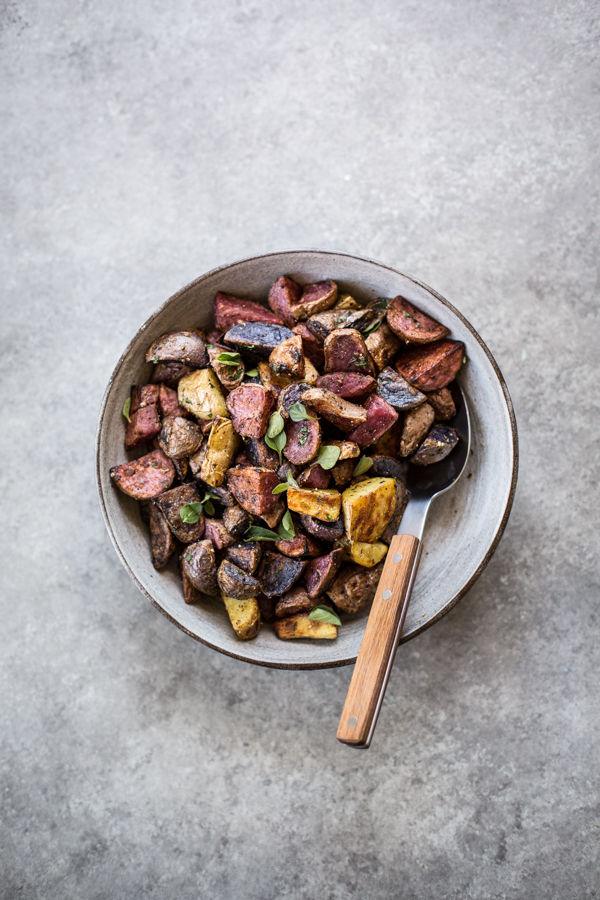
[1, 1, 599, 897]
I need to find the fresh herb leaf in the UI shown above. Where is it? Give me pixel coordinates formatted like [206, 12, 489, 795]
[203, 500, 215, 516]
[309, 606, 342, 626]
[462, 356, 467, 364]
[180, 502, 204, 524]
[244, 526, 280, 542]
[317, 445, 341, 470]
[361, 319, 381, 336]
[272, 482, 289, 494]
[286, 470, 300, 490]
[267, 410, 285, 439]
[353, 456, 373, 477]
[265, 429, 286, 463]
[246, 368, 259, 377]
[216, 351, 242, 367]
[289, 402, 314, 422]
[278, 509, 295, 540]
[122, 396, 132, 422]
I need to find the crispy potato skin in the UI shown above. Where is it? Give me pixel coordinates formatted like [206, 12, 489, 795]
[306, 308, 376, 341]
[222, 503, 250, 538]
[400, 403, 435, 457]
[365, 321, 401, 372]
[217, 560, 261, 600]
[425, 387, 456, 420]
[411, 425, 458, 465]
[273, 616, 337, 640]
[275, 586, 318, 618]
[300, 514, 344, 541]
[297, 463, 330, 489]
[110, 449, 175, 500]
[292, 280, 338, 321]
[151, 361, 193, 388]
[259, 553, 307, 599]
[269, 334, 305, 378]
[377, 366, 427, 411]
[277, 382, 313, 418]
[181, 540, 218, 595]
[301, 387, 367, 431]
[156, 483, 205, 543]
[292, 323, 325, 368]
[158, 415, 203, 459]
[345, 394, 398, 448]
[125, 405, 161, 450]
[200, 417, 239, 486]
[268, 275, 302, 328]
[224, 322, 295, 360]
[275, 533, 323, 558]
[342, 477, 397, 543]
[149, 500, 176, 569]
[203, 519, 235, 549]
[181, 567, 203, 604]
[225, 541, 262, 574]
[178, 368, 229, 421]
[396, 340, 464, 392]
[315, 373, 377, 402]
[287, 488, 342, 523]
[146, 331, 208, 368]
[222, 595, 262, 640]
[386, 297, 449, 344]
[326, 563, 383, 615]
[304, 549, 344, 598]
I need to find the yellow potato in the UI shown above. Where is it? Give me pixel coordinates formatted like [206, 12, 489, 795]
[200, 417, 239, 487]
[222, 595, 261, 640]
[334, 294, 361, 310]
[287, 487, 342, 522]
[178, 368, 229, 421]
[258, 361, 295, 391]
[342, 477, 397, 542]
[338, 537, 388, 567]
[328, 440, 360, 460]
[273, 616, 337, 640]
[303, 358, 319, 384]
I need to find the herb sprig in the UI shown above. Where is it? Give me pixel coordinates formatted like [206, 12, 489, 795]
[265, 411, 287, 463]
[309, 606, 342, 626]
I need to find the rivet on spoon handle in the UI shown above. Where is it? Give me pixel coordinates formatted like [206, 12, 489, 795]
[336, 534, 422, 749]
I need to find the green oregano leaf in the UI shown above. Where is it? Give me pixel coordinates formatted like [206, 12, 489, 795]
[246, 368, 259, 376]
[203, 500, 215, 516]
[265, 429, 286, 463]
[289, 402, 314, 422]
[286, 470, 300, 490]
[317, 445, 341, 470]
[122, 396, 132, 422]
[216, 351, 242, 367]
[180, 502, 204, 524]
[278, 509, 295, 540]
[267, 410, 285, 439]
[272, 482, 289, 494]
[309, 606, 342, 626]
[353, 456, 373, 477]
[244, 526, 280, 542]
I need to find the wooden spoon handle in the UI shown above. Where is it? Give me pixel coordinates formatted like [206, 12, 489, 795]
[337, 534, 422, 748]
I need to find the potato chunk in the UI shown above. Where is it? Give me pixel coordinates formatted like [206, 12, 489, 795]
[287, 487, 342, 522]
[273, 615, 337, 640]
[339, 537, 388, 567]
[341, 477, 397, 543]
[269, 334, 305, 378]
[178, 368, 229, 421]
[222, 595, 261, 640]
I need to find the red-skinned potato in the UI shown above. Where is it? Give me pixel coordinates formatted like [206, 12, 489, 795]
[227, 466, 280, 516]
[292, 323, 325, 368]
[110, 449, 175, 500]
[267, 275, 302, 327]
[386, 296, 450, 344]
[345, 395, 398, 448]
[301, 387, 367, 432]
[283, 418, 322, 466]
[226, 384, 274, 439]
[146, 331, 208, 368]
[396, 340, 464, 392]
[214, 291, 285, 331]
[323, 328, 376, 377]
[315, 372, 377, 402]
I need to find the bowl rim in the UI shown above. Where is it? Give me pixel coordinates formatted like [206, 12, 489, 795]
[96, 248, 519, 669]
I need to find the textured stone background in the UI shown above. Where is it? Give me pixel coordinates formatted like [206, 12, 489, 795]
[1, 1, 599, 897]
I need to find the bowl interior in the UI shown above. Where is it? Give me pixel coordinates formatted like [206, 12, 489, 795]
[96, 250, 517, 669]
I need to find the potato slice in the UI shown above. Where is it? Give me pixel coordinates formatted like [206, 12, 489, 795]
[199, 417, 239, 487]
[338, 537, 388, 567]
[269, 334, 305, 378]
[178, 368, 229, 421]
[327, 440, 361, 460]
[287, 487, 342, 522]
[273, 615, 337, 640]
[222, 594, 261, 640]
[334, 293, 361, 310]
[303, 357, 319, 385]
[342, 477, 397, 542]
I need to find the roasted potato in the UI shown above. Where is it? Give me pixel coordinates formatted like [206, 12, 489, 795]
[400, 403, 435, 457]
[200, 417, 239, 486]
[301, 387, 368, 431]
[326, 563, 383, 615]
[273, 615, 337, 640]
[222, 594, 261, 640]
[178, 368, 229, 421]
[337, 537, 388, 567]
[341, 477, 397, 543]
[287, 487, 342, 523]
[214, 291, 285, 331]
[158, 415, 203, 459]
[269, 334, 305, 378]
[110, 449, 175, 500]
[146, 331, 208, 368]
[365, 321, 401, 372]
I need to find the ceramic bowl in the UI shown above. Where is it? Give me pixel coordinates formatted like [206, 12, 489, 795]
[96, 250, 518, 669]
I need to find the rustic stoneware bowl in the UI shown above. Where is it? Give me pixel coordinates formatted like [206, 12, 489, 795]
[96, 250, 518, 669]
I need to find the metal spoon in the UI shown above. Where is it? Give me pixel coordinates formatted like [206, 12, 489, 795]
[337, 383, 471, 748]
